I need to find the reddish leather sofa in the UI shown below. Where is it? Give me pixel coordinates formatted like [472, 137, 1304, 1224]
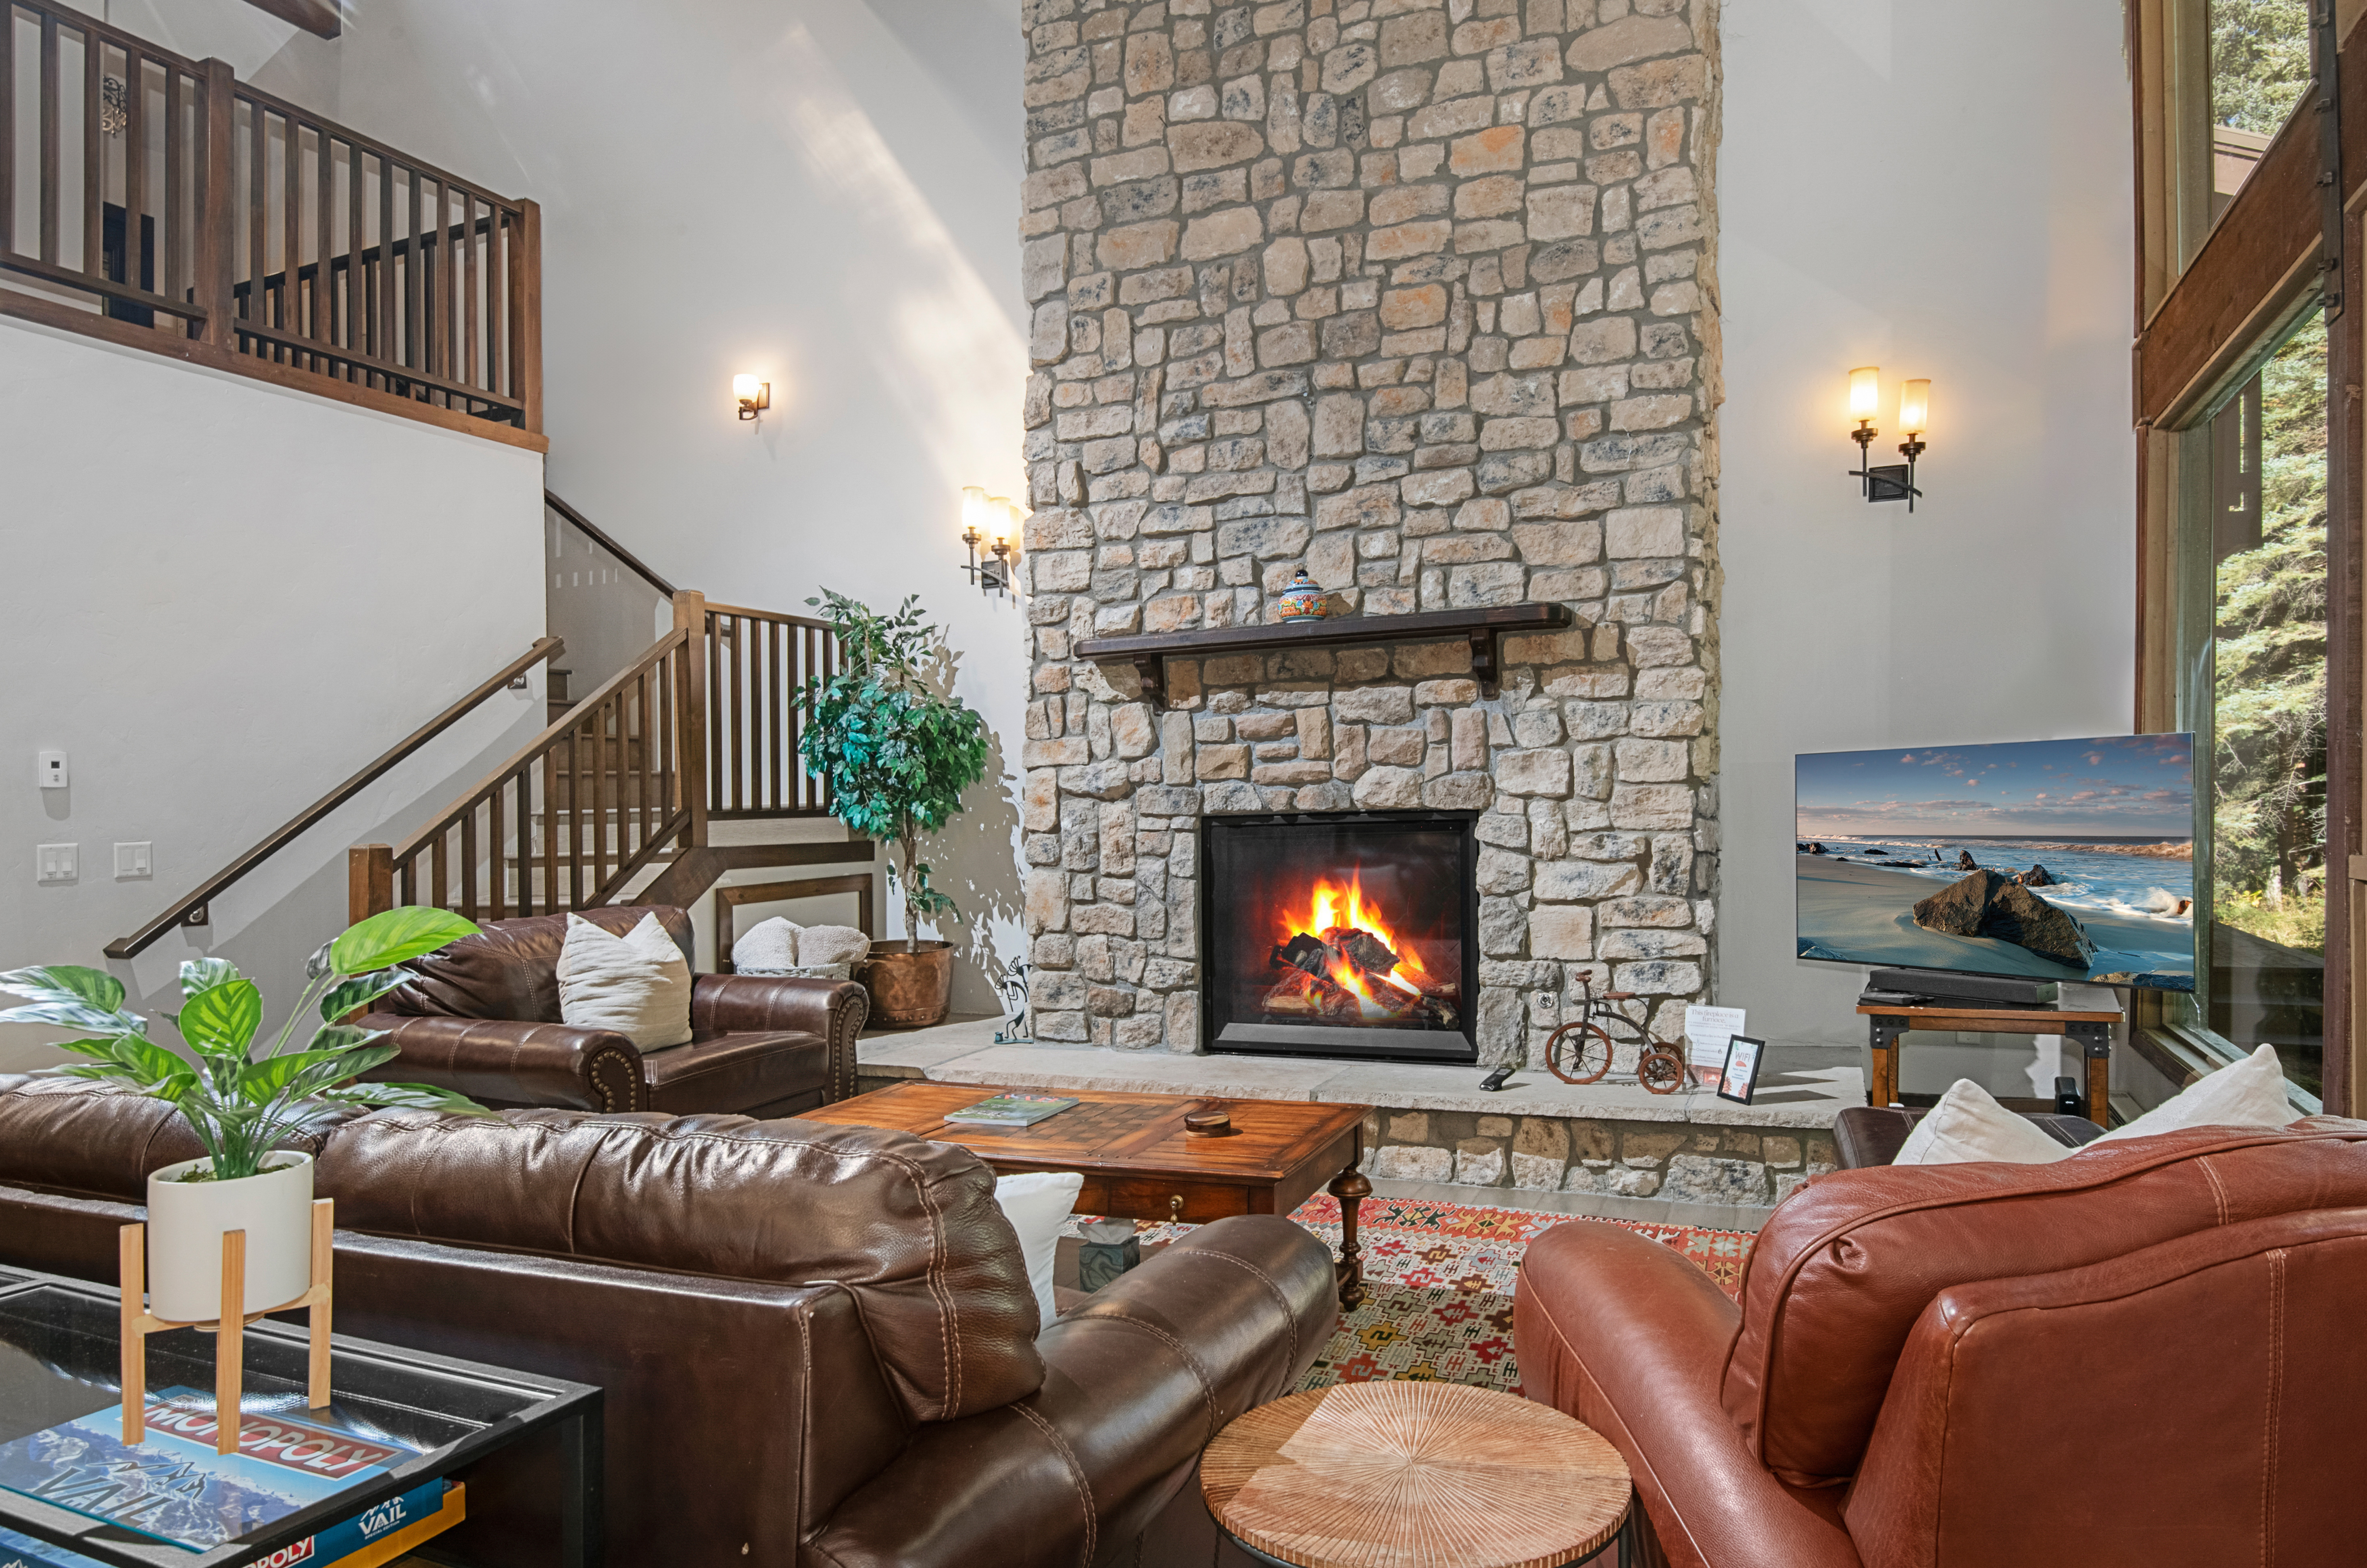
[1515, 1120, 2367, 1567]
[0, 1077, 1337, 1568]
[353, 904, 867, 1117]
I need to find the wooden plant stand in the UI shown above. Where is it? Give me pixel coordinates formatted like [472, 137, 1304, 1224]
[119, 1198, 335, 1453]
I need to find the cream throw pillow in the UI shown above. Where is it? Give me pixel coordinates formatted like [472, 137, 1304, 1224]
[2085, 1043, 2296, 1147]
[557, 912, 693, 1052]
[993, 1171, 1084, 1330]
[1892, 1079, 2075, 1167]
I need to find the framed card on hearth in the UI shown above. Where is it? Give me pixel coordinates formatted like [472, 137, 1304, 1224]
[1716, 1036, 1766, 1105]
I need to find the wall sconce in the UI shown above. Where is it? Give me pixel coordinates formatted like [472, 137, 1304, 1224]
[1846, 367, 1931, 512]
[732, 374, 770, 421]
[961, 487, 1016, 595]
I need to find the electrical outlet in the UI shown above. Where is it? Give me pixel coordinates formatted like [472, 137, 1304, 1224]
[36, 843, 77, 884]
[115, 841, 152, 879]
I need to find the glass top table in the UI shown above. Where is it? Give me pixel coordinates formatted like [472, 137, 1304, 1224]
[0, 1264, 601, 1568]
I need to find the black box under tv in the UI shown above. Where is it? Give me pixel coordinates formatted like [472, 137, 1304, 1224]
[1864, 968, 2057, 1010]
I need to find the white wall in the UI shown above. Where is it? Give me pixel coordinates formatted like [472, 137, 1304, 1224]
[1, 319, 547, 1070]
[302, 0, 1035, 1010]
[1714, 0, 2138, 1085]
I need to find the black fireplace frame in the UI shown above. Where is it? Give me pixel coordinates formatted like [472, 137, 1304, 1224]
[1199, 809, 1481, 1063]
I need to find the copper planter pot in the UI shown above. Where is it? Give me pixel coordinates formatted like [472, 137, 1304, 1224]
[861, 941, 955, 1029]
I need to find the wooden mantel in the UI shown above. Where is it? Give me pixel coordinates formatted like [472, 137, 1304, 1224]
[1076, 604, 1576, 708]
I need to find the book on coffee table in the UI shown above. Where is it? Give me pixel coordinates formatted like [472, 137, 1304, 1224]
[943, 1092, 1079, 1127]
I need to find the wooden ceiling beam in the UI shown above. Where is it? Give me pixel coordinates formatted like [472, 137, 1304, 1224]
[239, 0, 339, 40]
[2136, 24, 2366, 426]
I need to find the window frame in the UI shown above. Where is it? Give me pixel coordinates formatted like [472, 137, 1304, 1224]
[2129, 0, 2363, 1117]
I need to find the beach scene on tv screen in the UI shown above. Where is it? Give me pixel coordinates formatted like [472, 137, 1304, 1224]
[1796, 735, 2195, 990]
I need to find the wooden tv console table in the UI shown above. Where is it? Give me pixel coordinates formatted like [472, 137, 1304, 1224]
[1856, 1004, 2120, 1121]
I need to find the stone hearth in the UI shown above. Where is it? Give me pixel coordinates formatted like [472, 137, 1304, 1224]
[1017, 0, 1721, 1064]
[860, 1021, 1852, 1208]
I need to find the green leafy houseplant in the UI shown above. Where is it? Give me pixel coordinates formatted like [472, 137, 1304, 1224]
[0, 907, 492, 1183]
[799, 590, 991, 948]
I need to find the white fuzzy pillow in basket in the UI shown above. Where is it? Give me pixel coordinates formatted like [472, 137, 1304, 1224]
[732, 916, 870, 977]
[557, 912, 693, 1051]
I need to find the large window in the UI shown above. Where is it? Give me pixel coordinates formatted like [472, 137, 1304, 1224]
[2198, 313, 2328, 1095]
[2210, 0, 2314, 219]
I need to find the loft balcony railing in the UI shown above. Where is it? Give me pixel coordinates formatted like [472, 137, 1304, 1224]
[1, 0, 540, 434]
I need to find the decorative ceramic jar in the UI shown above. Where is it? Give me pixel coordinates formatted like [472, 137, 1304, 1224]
[1275, 568, 1326, 622]
[144, 1152, 315, 1321]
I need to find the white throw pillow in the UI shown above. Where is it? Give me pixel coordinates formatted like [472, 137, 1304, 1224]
[993, 1171, 1084, 1330]
[557, 912, 693, 1052]
[797, 924, 872, 966]
[731, 916, 800, 973]
[1892, 1079, 2076, 1167]
[2085, 1043, 2296, 1147]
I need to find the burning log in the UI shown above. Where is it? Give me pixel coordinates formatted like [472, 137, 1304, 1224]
[1260, 965, 1362, 1020]
[1271, 932, 1333, 977]
[1320, 925, 1400, 976]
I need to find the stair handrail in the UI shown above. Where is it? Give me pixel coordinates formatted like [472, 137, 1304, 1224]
[354, 621, 699, 922]
[546, 489, 677, 598]
[105, 637, 565, 960]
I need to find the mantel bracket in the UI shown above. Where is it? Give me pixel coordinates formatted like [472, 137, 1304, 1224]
[1467, 629, 1501, 698]
[1132, 656, 1169, 710]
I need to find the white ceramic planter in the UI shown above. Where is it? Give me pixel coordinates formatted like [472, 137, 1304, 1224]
[144, 1153, 315, 1322]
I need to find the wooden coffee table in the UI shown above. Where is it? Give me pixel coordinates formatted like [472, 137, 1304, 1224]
[1202, 1382, 1634, 1568]
[801, 1082, 1374, 1308]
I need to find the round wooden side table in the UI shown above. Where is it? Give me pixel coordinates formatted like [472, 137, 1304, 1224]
[1201, 1382, 1635, 1568]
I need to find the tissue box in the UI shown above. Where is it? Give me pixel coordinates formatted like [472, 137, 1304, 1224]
[1076, 1219, 1141, 1291]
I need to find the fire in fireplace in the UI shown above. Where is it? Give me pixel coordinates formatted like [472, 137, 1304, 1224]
[1202, 812, 1479, 1062]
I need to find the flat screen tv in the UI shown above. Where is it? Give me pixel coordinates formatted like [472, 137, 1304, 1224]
[1795, 734, 2196, 991]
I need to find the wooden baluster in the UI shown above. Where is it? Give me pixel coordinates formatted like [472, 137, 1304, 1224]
[430, 825, 448, 913]
[282, 108, 298, 342]
[123, 47, 144, 301]
[314, 121, 331, 352]
[403, 161, 421, 383]
[0, 6, 14, 258]
[569, 711, 588, 908]
[675, 592, 708, 847]
[488, 774, 506, 921]
[461, 191, 478, 397]
[39, 12, 58, 263]
[375, 150, 392, 380]
[164, 66, 182, 313]
[442, 181, 459, 395]
[541, 746, 559, 916]
[459, 799, 478, 922]
[489, 204, 508, 402]
[345, 139, 363, 366]
[596, 694, 615, 895]
[81, 18, 99, 278]
[246, 96, 265, 332]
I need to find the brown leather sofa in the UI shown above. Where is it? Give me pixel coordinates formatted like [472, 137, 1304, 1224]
[354, 904, 868, 1117]
[0, 1077, 1336, 1568]
[1515, 1120, 2367, 1567]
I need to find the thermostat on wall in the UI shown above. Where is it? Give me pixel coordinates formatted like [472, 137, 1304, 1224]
[38, 751, 67, 789]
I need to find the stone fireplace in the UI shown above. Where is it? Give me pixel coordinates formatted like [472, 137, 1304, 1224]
[1203, 809, 1479, 1060]
[1017, 0, 1720, 1067]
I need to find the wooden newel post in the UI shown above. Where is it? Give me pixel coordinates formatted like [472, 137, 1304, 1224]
[673, 590, 709, 849]
[194, 59, 235, 348]
[349, 843, 394, 924]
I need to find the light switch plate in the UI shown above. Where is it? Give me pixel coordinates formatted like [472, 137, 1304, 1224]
[36, 843, 77, 884]
[115, 841, 152, 879]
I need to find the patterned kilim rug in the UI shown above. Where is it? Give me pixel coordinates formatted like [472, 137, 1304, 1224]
[1070, 1194, 1756, 1397]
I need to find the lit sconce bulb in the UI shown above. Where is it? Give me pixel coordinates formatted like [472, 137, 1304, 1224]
[1897, 379, 1930, 435]
[732, 374, 770, 420]
[1848, 366, 1880, 425]
[961, 485, 990, 540]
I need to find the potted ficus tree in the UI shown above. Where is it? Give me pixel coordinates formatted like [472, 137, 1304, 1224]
[800, 589, 990, 1028]
[0, 907, 490, 1320]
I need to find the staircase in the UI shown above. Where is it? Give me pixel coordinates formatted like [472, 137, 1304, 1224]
[349, 563, 870, 930]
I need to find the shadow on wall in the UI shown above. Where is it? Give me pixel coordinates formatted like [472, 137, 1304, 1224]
[934, 728, 1024, 1014]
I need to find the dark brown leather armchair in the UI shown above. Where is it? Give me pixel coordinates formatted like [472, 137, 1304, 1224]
[354, 904, 866, 1117]
[0, 1077, 1339, 1568]
[1515, 1120, 2367, 1567]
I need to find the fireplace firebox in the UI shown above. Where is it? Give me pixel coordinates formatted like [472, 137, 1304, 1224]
[1201, 812, 1480, 1063]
